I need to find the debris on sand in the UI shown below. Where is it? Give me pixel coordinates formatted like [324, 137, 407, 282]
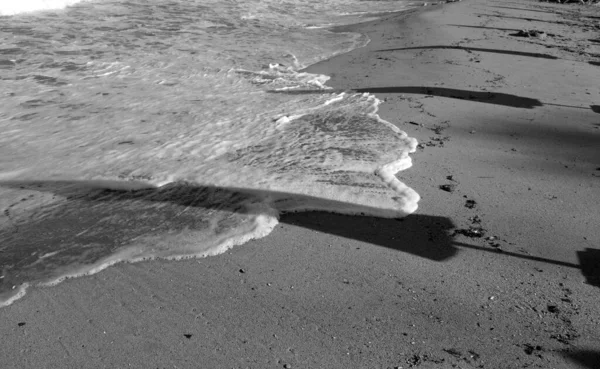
[405, 353, 444, 367]
[523, 344, 542, 355]
[454, 226, 486, 238]
[465, 199, 477, 209]
[431, 121, 450, 134]
[424, 136, 450, 147]
[468, 215, 482, 224]
[454, 214, 487, 238]
[511, 29, 548, 40]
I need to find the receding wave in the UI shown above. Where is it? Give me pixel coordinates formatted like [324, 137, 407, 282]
[0, 0, 417, 306]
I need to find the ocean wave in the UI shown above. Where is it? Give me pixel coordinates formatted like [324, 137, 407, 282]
[0, 0, 417, 307]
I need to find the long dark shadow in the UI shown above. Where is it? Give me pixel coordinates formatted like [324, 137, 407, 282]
[489, 5, 560, 14]
[476, 13, 579, 25]
[448, 24, 522, 32]
[268, 86, 543, 109]
[590, 61, 600, 67]
[269, 88, 598, 112]
[375, 45, 558, 60]
[455, 243, 600, 289]
[454, 242, 579, 269]
[354, 86, 543, 109]
[543, 102, 590, 110]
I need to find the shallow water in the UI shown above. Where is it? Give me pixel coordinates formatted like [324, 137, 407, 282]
[0, 0, 419, 306]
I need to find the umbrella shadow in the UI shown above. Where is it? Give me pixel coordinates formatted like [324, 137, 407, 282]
[0, 179, 458, 299]
[577, 248, 600, 288]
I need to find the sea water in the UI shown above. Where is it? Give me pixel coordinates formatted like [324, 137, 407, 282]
[0, 0, 419, 306]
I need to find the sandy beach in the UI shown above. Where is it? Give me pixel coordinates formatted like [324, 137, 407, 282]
[1, 0, 599, 368]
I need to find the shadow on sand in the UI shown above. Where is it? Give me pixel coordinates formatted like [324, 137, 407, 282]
[577, 248, 600, 288]
[0, 179, 457, 262]
[353, 87, 543, 109]
[449, 24, 522, 32]
[2, 179, 596, 296]
[375, 45, 558, 60]
[0, 179, 456, 297]
[489, 5, 560, 14]
[563, 350, 600, 369]
[476, 13, 579, 26]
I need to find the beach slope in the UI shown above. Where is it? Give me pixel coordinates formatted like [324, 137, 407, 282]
[1, 0, 599, 368]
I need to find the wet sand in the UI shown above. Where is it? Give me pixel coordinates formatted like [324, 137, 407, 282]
[1, 0, 599, 368]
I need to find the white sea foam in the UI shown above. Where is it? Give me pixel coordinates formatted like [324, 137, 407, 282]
[0, 0, 85, 15]
[0, 0, 417, 307]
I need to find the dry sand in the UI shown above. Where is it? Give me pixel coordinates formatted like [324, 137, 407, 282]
[1, 0, 599, 368]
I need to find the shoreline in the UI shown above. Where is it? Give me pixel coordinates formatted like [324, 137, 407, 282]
[2, 0, 599, 368]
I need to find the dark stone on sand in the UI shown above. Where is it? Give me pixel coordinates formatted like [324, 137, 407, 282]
[439, 184, 455, 192]
[18, 322, 26, 327]
[465, 199, 477, 209]
[184, 334, 192, 339]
